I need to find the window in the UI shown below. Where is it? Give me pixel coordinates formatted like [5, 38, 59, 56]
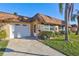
[23, 24, 27, 26]
[42, 25, 50, 31]
[39, 25, 51, 31]
[15, 24, 20, 26]
[50, 26, 54, 30]
[59, 26, 62, 29]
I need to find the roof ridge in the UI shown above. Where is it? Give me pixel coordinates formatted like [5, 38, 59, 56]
[35, 13, 63, 21]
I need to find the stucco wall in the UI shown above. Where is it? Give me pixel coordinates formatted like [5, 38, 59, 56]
[30, 20, 40, 36]
[54, 26, 59, 32]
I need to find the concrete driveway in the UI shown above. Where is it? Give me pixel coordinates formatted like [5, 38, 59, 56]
[3, 39, 65, 56]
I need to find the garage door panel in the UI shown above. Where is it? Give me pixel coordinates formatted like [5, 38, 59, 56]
[11, 24, 31, 38]
[20, 25, 30, 37]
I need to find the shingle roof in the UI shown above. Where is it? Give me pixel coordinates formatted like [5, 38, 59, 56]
[0, 11, 29, 22]
[32, 13, 65, 26]
[0, 12, 65, 26]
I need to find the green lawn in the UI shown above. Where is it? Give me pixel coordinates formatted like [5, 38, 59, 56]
[0, 40, 8, 56]
[40, 33, 79, 56]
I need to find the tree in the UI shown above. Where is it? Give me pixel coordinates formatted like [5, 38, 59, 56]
[71, 9, 79, 35]
[13, 12, 17, 15]
[13, 12, 24, 21]
[59, 3, 74, 41]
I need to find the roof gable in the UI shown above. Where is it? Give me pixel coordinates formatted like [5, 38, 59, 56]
[32, 13, 65, 25]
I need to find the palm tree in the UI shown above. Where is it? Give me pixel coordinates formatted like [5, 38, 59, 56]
[59, 3, 74, 41]
[71, 9, 79, 35]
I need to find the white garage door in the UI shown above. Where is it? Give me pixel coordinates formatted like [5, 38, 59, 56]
[10, 24, 31, 39]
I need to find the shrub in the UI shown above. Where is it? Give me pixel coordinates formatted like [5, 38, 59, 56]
[54, 32, 60, 37]
[38, 31, 53, 40]
[51, 32, 55, 37]
[52, 31, 64, 37]
[0, 30, 7, 40]
[68, 30, 73, 34]
[60, 31, 65, 35]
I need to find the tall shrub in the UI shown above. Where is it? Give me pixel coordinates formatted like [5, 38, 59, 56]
[38, 31, 53, 40]
[0, 30, 7, 40]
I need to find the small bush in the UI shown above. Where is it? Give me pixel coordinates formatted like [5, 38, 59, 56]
[51, 32, 55, 37]
[38, 31, 53, 40]
[55, 32, 59, 35]
[60, 31, 65, 35]
[50, 32, 60, 37]
[52, 31, 65, 37]
[0, 30, 7, 40]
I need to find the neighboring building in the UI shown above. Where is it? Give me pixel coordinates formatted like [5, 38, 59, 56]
[0, 12, 65, 39]
[71, 24, 77, 32]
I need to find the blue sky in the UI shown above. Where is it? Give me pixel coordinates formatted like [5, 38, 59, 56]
[0, 3, 78, 24]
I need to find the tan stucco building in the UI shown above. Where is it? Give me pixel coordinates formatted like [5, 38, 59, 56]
[0, 12, 65, 39]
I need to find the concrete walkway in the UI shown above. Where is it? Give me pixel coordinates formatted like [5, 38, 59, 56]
[3, 39, 65, 56]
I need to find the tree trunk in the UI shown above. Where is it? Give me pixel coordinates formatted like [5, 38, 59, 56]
[76, 17, 79, 35]
[64, 4, 69, 41]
